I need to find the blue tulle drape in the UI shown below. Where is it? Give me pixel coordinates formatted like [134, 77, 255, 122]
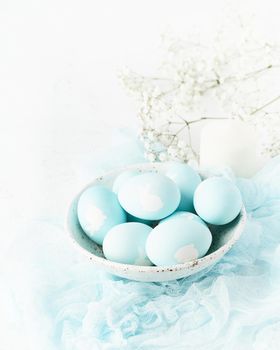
[2, 134, 280, 350]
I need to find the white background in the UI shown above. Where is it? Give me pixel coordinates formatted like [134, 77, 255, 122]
[1, 1, 280, 348]
[2, 0, 280, 231]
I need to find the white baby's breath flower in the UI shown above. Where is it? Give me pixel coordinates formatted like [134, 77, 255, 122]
[145, 152, 157, 162]
[119, 18, 280, 161]
[167, 145, 178, 158]
[177, 139, 188, 149]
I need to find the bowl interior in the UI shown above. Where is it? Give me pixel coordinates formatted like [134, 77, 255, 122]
[67, 162, 246, 272]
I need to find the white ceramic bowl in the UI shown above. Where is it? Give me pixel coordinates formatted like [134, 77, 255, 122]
[66, 162, 246, 282]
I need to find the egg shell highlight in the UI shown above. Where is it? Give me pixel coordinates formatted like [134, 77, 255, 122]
[160, 210, 207, 227]
[103, 222, 153, 265]
[146, 217, 212, 266]
[165, 162, 201, 212]
[77, 185, 126, 245]
[118, 173, 181, 220]
[112, 169, 141, 194]
[193, 177, 242, 225]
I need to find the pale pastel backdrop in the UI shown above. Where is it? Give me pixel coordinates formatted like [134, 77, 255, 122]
[1, 1, 280, 349]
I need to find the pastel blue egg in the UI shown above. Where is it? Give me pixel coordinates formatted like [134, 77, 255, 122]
[103, 222, 153, 265]
[193, 177, 242, 225]
[146, 217, 212, 266]
[127, 213, 156, 227]
[160, 211, 207, 227]
[118, 173, 181, 220]
[77, 185, 126, 245]
[112, 170, 141, 194]
[166, 162, 201, 212]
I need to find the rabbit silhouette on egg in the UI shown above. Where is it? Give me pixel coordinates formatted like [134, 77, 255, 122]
[118, 172, 181, 220]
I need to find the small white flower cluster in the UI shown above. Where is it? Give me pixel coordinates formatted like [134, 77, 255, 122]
[119, 17, 280, 162]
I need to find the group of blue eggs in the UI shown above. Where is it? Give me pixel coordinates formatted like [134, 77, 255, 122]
[77, 163, 243, 267]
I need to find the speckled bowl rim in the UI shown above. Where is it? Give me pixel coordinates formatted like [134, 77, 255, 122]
[66, 162, 246, 274]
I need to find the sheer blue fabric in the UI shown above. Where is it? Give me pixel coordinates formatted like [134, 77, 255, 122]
[2, 135, 280, 350]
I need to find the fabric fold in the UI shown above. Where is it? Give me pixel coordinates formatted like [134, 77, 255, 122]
[2, 145, 280, 349]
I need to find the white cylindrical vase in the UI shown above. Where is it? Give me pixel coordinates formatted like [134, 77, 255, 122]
[199, 119, 261, 178]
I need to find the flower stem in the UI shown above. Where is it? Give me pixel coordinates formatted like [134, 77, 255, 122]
[250, 95, 280, 115]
